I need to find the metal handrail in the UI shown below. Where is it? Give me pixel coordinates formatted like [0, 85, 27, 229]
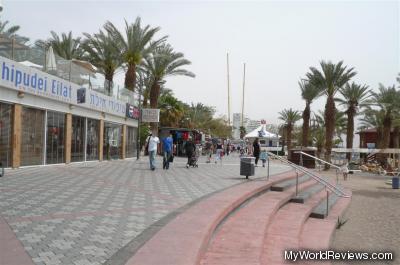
[295, 151, 341, 170]
[267, 152, 350, 198]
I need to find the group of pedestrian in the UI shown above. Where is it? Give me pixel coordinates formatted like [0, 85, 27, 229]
[146, 131, 174, 171]
[146, 132, 269, 170]
[146, 131, 200, 170]
[252, 138, 268, 167]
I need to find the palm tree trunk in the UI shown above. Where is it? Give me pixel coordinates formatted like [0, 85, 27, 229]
[302, 103, 310, 147]
[149, 80, 161, 133]
[104, 72, 114, 96]
[142, 91, 149, 108]
[393, 125, 399, 167]
[346, 108, 355, 161]
[124, 64, 136, 92]
[287, 125, 292, 159]
[382, 115, 392, 148]
[376, 115, 392, 165]
[324, 96, 336, 169]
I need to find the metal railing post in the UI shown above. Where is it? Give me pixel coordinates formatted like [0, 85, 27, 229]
[295, 169, 299, 196]
[326, 190, 329, 217]
[267, 156, 270, 180]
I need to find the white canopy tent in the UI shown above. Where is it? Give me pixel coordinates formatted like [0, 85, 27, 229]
[244, 124, 281, 149]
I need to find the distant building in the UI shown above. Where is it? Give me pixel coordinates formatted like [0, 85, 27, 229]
[232, 113, 241, 139]
[245, 119, 261, 134]
[357, 128, 396, 148]
[231, 114, 266, 140]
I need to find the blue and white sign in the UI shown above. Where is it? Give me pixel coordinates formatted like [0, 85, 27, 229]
[0, 56, 127, 118]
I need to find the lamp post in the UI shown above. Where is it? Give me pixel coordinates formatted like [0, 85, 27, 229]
[136, 84, 143, 160]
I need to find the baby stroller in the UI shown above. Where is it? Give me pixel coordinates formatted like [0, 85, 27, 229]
[186, 147, 200, 168]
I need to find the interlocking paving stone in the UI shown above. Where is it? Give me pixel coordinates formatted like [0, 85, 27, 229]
[0, 155, 290, 265]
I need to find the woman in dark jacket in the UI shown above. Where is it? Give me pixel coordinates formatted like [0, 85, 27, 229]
[253, 138, 261, 166]
[184, 138, 196, 167]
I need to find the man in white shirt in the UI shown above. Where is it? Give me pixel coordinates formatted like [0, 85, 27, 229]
[147, 132, 160, 170]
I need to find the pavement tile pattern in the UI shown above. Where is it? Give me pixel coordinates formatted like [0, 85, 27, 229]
[0, 155, 290, 265]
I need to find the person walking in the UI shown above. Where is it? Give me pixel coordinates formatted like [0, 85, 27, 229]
[341, 161, 349, 180]
[147, 132, 160, 171]
[205, 141, 213, 163]
[260, 149, 268, 167]
[215, 141, 224, 164]
[184, 137, 196, 168]
[162, 132, 173, 170]
[253, 138, 261, 167]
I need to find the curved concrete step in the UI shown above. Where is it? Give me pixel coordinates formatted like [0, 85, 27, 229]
[310, 193, 339, 219]
[200, 179, 317, 265]
[261, 188, 329, 265]
[125, 170, 301, 265]
[291, 183, 325, 203]
[298, 191, 352, 265]
[271, 175, 310, 191]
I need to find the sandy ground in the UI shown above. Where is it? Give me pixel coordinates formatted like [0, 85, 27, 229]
[320, 169, 400, 265]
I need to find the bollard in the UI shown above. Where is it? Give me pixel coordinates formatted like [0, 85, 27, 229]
[295, 170, 299, 196]
[0, 162, 3, 177]
[267, 157, 270, 180]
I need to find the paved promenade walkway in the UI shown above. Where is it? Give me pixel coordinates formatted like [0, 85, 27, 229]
[0, 154, 290, 265]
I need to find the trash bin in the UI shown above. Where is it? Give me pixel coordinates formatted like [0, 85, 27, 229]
[392, 177, 399, 189]
[240, 157, 255, 179]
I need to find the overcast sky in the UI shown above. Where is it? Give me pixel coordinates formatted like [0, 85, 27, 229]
[2, 0, 399, 124]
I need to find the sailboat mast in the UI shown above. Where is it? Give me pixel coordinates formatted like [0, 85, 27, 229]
[227, 53, 231, 125]
[241, 63, 246, 127]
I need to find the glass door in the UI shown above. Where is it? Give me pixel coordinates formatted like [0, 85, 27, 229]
[71, 116, 85, 162]
[126, 126, 137, 158]
[21, 107, 45, 166]
[46, 111, 65, 164]
[86, 118, 99, 161]
[0, 102, 12, 168]
[103, 122, 122, 160]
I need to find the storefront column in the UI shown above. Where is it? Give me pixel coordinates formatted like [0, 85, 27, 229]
[99, 120, 104, 161]
[65, 113, 72, 164]
[11, 104, 21, 168]
[121, 124, 127, 159]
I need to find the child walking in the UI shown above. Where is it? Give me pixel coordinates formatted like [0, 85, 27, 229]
[341, 162, 349, 180]
[260, 149, 268, 167]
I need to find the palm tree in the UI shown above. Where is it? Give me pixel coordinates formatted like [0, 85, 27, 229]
[370, 84, 399, 149]
[337, 82, 371, 160]
[159, 93, 185, 127]
[0, 20, 20, 36]
[143, 43, 195, 131]
[0, 19, 29, 43]
[299, 79, 321, 147]
[104, 18, 166, 92]
[314, 110, 346, 146]
[307, 61, 356, 168]
[44, 31, 83, 59]
[81, 30, 122, 95]
[394, 77, 400, 166]
[278, 108, 301, 158]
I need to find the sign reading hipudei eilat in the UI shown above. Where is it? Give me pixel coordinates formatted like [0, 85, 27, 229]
[0, 56, 127, 118]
